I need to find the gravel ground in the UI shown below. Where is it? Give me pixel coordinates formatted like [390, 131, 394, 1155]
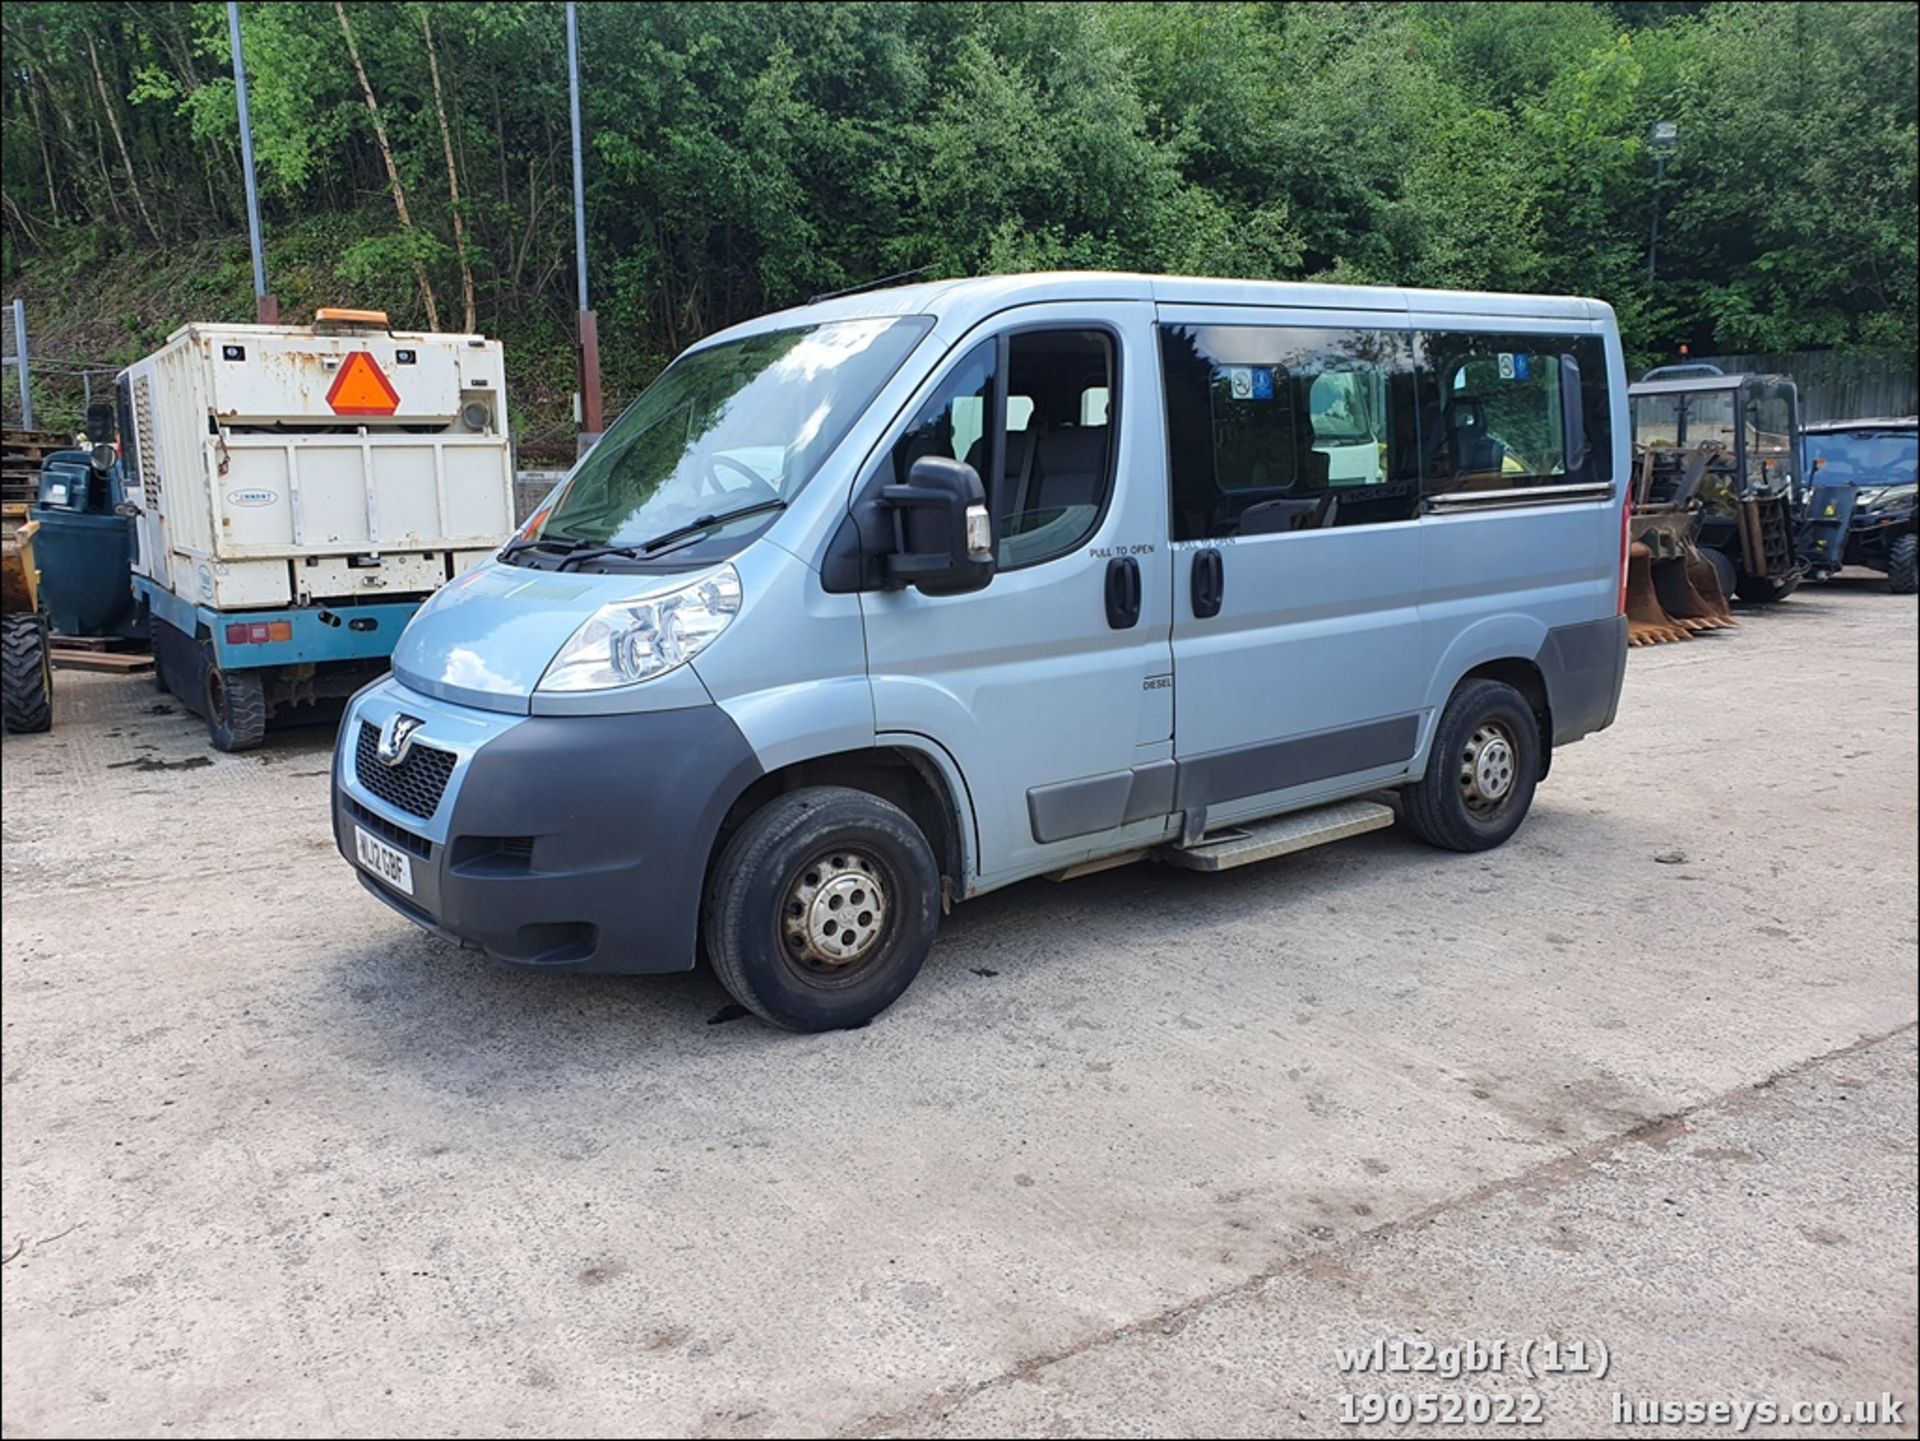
[3, 574, 1915, 1438]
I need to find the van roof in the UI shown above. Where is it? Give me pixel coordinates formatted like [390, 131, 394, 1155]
[693, 270, 1610, 351]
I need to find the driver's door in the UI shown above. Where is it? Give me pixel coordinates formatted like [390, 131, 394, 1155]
[861, 302, 1178, 884]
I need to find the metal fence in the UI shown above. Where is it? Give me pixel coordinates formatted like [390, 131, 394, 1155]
[1, 358, 124, 438]
[1688, 350, 1917, 424]
[3, 298, 123, 440]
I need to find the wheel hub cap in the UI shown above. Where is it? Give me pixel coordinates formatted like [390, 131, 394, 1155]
[1461, 723, 1517, 812]
[784, 852, 888, 968]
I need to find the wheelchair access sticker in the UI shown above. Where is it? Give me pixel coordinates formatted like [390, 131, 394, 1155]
[1219, 366, 1275, 400]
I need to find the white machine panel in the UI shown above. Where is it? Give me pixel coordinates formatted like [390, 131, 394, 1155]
[201, 328, 461, 422]
[297, 552, 448, 603]
[120, 317, 514, 609]
[179, 555, 293, 609]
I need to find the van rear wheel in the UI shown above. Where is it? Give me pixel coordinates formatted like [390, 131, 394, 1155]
[703, 786, 941, 1032]
[1400, 679, 1540, 852]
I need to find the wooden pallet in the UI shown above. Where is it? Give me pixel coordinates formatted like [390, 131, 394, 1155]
[1, 428, 67, 493]
[49, 634, 125, 651]
[50, 641, 153, 675]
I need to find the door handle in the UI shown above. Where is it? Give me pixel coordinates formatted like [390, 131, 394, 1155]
[1105, 555, 1141, 630]
[1191, 547, 1223, 619]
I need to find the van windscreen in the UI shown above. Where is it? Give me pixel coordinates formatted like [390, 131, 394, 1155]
[533, 316, 931, 559]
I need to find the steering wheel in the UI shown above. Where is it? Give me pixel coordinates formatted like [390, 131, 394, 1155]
[697, 453, 782, 505]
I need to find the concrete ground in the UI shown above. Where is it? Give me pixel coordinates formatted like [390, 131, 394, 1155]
[2, 574, 1915, 1439]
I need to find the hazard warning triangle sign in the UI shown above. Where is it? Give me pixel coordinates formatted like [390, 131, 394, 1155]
[326, 351, 402, 416]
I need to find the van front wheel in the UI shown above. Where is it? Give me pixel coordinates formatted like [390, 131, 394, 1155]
[1400, 679, 1540, 852]
[703, 786, 941, 1032]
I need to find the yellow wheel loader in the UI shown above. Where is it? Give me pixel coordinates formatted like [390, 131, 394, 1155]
[2, 509, 51, 733]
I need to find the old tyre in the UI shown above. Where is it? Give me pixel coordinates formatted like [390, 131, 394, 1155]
[1702, 546, 1738, 605]
[1, 613, 53, 735]
[1401, 679, 1540, 853]
[702, 786, 940, 1032]
[1887, 533, 1918, 594]
[200, 644, 266, 752]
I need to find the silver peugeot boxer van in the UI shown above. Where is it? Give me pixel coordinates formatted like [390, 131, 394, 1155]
[333, 272, 1628, 1030]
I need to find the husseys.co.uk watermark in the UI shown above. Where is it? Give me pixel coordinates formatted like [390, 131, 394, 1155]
[1609, 1393, 1905, 1430]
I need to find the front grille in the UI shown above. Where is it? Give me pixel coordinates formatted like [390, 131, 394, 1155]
[345, 797, 433, 858]
[354, 721, 456, 820]
[447, 834, 535, 875]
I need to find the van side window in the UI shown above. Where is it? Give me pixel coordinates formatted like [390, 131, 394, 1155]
[889, 330, 1116, 570]
[981, 330, 1116, 569]
[1418, 333, 1611, 493]
[1159, 325, 1420, 540]
[890, 340, 997, 486]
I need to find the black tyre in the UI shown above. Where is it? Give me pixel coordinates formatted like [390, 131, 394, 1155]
[1702, 546, 1738, 604]
[1, 613, 53, 735]
[136, 601, 167, 691]
[1888, 533, 1919, 595]
[1735, 571, 1799, 604]
[1401, 679, 1540, 853]
[702, 786, 941, 1032]
[200, 644, 266, 752]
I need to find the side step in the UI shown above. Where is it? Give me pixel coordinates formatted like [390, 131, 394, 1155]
[1159, 798, 1396, 873]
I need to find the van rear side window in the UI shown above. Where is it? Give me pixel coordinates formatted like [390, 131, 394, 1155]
[1160, 325, 1422, 540]
[1418, 333, 1612, 494]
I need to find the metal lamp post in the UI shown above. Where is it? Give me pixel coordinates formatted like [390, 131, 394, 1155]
[1646, 120, 1678, 286]
[228, 2, 277, 323]
[567, 1, 603, 443]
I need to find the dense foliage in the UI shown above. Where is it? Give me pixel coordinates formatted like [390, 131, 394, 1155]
[2, 1, 1914, 437]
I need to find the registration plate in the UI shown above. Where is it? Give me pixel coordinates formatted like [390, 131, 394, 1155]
[354, 826, 415, 896]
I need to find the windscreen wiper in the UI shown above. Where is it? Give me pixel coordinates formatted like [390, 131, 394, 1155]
[554, 542, 644, 571]
[499, 533, 589, 561]
[638, 498, 788, 554]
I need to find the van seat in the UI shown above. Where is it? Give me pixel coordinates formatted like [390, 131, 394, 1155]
[966, 427, 1109, 523]
[1031, 427, 1109, 515]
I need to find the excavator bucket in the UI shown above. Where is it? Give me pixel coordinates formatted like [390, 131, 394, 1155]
[1625, 542, 1692, 646]
[1651, 549, 1739, 631]
[1683, 550, 1738, 626]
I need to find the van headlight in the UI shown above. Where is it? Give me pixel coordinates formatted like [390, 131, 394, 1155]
[537, 565, 741, 692]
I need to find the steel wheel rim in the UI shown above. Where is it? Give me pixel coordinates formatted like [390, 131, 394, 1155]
[780, 846, 892, 979]
[1459, 720, 1518, 816]
[205, 666, 228, 724]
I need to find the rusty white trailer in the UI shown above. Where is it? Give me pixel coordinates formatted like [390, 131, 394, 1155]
[120, 308, 514, 749]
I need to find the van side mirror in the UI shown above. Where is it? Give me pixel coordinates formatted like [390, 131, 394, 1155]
[881, 455, 994, 595]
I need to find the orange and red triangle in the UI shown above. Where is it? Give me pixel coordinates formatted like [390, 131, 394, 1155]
[326, 351, 402, 416]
